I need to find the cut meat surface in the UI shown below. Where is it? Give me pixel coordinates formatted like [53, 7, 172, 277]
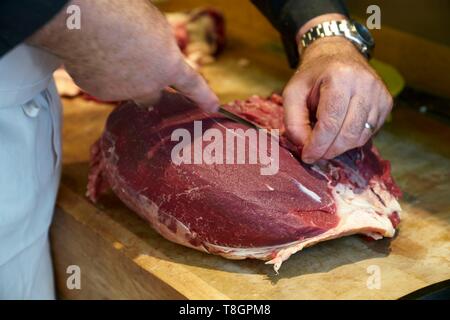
[87, 91, 402, 272]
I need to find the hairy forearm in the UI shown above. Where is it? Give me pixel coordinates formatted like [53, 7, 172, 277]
[29, 0, 172, 63]
[28, 0, 219, 110]
[28, 0, 181, 101]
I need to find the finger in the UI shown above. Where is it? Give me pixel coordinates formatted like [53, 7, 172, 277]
[282, 72, 313, 146]
[367, 85, 383, 135]
[376, 89, 394, 131]
[301, 84, 351, 163]
[134, 89, 163, 108]
[357, 103, 379, 146]
[357, 87, 385, 146]
[323, 95, 372, 159]
[172, 60, 219, 112]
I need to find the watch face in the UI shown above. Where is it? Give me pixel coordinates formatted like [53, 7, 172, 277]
[354, 21, 375, 48]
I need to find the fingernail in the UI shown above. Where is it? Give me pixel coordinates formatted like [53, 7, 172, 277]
[302, 156, 314, 164]
[210, 104, 219, 112]
[205, 100, 220, 113]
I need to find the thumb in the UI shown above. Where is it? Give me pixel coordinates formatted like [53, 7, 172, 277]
[282, 72, 313, 147]
[172, 60, 220, 112]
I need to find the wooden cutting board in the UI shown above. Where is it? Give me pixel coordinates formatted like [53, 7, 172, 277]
[51, 37, 450, 300]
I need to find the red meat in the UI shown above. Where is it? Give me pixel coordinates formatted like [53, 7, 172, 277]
[87, 91, 402, 272]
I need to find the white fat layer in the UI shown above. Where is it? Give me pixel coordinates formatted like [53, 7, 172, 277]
[291, 179, 322, 203]
[113, 172, 401, 273]
[265, 182, 402, 272]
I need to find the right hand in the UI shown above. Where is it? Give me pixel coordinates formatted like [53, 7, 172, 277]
[29, 0, 219, 111]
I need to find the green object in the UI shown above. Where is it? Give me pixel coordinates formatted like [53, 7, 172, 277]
[370, 59, 405, 97]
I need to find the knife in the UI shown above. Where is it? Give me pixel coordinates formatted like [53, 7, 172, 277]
[217, 106, 262, 130]
[216, 106, 302, 160]
[217, 106, 285, 143]
[165, 87, 277, 136]
[218, 106, 282, 134]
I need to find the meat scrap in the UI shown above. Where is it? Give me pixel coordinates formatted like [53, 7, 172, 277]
[167, 7, 226, 68]
[87, 91, 402, 272]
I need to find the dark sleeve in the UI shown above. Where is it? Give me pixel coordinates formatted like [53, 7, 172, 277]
[251, 0, 349, 68]
[0, 0, 69, 57]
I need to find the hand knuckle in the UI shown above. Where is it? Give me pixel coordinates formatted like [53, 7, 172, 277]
[348, 121, 364, 138]
[386, 94, 394, 109]
[333, 62, 353, 76]
[341, 132, 359, 146]
[360, 70, 375, 82]
[320, 119, 340, 134]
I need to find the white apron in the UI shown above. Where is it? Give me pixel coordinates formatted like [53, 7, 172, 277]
[0, 44, 62, 299]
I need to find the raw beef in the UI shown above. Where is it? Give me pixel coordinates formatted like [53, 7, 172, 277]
[167, 8, 226, 67]
[87, 91, 402, 272]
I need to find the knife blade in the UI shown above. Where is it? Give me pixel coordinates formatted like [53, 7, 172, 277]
[217, 106, 284, 141]
[165, 86, 277, 136]
[217, 106, 263, 130]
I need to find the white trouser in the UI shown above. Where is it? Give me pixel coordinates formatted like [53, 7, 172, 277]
[0, 44, 62, 299]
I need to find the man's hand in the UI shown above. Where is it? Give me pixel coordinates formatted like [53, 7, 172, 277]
[283, 16, 393, 164]
[29, 0, 219, 111]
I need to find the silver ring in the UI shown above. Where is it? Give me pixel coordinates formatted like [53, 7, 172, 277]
[364, 122, 375, 132]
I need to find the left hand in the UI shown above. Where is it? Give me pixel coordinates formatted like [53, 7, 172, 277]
[283, 36, 393, 164]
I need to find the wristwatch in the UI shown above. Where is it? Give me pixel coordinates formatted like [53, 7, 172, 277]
[298, 20, 375, 59]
